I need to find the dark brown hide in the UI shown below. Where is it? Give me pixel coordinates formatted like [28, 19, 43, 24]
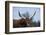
[13, 18, 27, 28]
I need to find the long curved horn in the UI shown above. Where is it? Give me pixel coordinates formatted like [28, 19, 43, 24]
[18, 10, 22, 17]
[30, 11, 36, 20]
[31, 11, 36, 18]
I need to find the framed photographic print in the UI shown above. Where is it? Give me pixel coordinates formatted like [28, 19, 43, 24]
[5, 1, 45, 34]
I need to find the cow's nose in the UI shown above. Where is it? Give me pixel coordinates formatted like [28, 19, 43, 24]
[27, 23, 30, 26]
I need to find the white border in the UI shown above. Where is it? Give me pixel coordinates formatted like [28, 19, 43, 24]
[9, 3, 43, 32]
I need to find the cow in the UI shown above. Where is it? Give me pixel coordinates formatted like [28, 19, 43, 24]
[13, 11, 36, 28]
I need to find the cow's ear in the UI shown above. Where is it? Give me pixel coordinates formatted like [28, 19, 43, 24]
[30, 17, 33, 20]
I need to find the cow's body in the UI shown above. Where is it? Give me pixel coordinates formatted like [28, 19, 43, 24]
[13, 18, 27, 28]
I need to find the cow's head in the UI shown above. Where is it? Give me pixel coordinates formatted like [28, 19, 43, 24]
[18, 10, 36, 26]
